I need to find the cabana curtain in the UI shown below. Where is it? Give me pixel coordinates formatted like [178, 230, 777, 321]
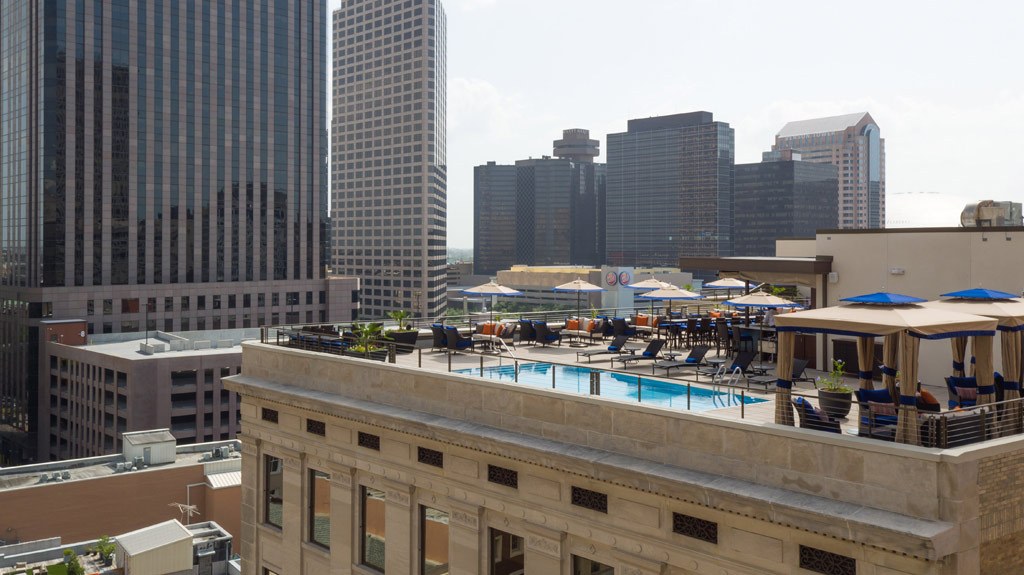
[1001, 331, 1022, 434]
[951, 336, 967, 378]
[882, 334, 899, 401]
[856, 337, 875, 390]
[895, 333, 920, 445]
[973, 336, 996, 405]
[775, 331, 795, 426]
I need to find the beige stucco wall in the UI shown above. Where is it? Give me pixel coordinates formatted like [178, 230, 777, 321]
[817, 228, 1024, 386]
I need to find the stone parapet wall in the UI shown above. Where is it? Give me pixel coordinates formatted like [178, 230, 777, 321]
[979, 450, 1024, 574]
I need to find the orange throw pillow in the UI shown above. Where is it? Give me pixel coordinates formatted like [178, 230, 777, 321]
[586, 320, 596, 332]
[918, 389, 938, 405]
[653, 317, 660, 327]
[709, 311, 721, 318]
[636, 315, 648, 327]
[567, 319, 579, 331]
[495, 324, 504, 337]
[482, 323, 494, 335]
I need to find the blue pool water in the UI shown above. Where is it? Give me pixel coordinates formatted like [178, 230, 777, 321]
[455, 363, 767, 411]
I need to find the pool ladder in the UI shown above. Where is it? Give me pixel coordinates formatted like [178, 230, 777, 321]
[709, 365, 743, 405]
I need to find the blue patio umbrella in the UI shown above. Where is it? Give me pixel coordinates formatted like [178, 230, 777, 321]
[840, 292, 926, 304]
[940, 288, 1019, 300]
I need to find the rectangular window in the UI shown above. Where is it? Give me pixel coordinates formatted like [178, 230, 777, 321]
[361, 486, 386, 571]
[265, 455, 283, 528]
[421, 507, 449, 575]
[309, 470, 331, 548]
[489, 529, 524, 575]
[181, 296, 190, 312]
[121, 298, 139, 313]
[572, 555, 614, 575]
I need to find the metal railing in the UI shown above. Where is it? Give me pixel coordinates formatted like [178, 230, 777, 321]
[258, 322, 1024, 449]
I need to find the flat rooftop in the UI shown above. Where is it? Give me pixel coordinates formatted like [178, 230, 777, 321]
[0, 440, 241, 492]
[59, 328, 262, 361]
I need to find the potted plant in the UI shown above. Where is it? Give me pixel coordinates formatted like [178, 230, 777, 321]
[345, 322, 387, 361]
[88, 535, 116, 566]
[383, 310, 418, 353]
[816, 358, 854, 419]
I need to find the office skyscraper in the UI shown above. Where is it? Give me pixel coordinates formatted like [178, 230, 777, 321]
[330, 0, 448, 320]
[733, 151, 839, 256]
[773, 112, 885, 229]
[474, 130, 605, 276]
[0, 0, 352, 463]
[606, 112, 735, 267]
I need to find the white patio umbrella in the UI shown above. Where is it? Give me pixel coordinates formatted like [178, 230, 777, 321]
[461, 281, 522, 325]
[552, 279, 606, 346]
[626, 278, 678, 317]
[724, 291, 801, 360]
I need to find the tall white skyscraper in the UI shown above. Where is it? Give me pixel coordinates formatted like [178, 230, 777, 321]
[331, 0, 448, 320]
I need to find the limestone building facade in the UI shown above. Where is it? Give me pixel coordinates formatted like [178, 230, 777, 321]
[224, 341, 1022, 574]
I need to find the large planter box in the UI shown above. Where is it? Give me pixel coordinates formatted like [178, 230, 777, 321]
[385, 330, 419, 354]
[343, 348, 388, 362]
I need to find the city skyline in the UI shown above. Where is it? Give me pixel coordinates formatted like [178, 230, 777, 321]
[325, 0, 1024, 248]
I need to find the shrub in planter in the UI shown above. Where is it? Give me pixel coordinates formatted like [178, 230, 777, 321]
[816, 359, 854, 419]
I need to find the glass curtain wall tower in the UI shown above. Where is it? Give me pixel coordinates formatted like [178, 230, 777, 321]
[330, 0, 448, 320]
[0, 0, 334, 463]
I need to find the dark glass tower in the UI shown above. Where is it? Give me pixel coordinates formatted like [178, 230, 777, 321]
[605, 112, 735, 267]
[0, 0, 333, 463]
[330, 0, 448, 320]
[733, 151, 839, 256]
[473, 163, 517, 276]
[474, 129, 606, 275]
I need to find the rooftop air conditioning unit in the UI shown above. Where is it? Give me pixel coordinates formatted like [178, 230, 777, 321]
[133, 456, 145, 469]
[219, 446, 229, 458]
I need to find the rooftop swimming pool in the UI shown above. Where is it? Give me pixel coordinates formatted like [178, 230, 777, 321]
[456, 362, 767, 411]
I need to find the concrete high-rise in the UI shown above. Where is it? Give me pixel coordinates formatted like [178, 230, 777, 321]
[606, 112, 735, 267]
[473, 130, 605, 276]
[733, 151, 839, 256]
[0, 0, 351, 464]
[330, 0, 448, 320]
[773, 112, 885, 229]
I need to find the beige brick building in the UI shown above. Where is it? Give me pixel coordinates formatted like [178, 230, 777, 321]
[225, 341, 1024, 574]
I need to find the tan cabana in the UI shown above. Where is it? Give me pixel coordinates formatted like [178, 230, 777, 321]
[923, 297, 1024, 407]
[774, 303, 998, 445]
[1004, 331, 1023, 434]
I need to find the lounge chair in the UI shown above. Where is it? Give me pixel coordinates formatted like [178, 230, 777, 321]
[444, 326, 474, 354]
[696, 351, 756, 386]
[518, 319, 537, 346]
[792, 397, 841, 433]
[576, 335, 631, 363]
[611, 339, 666, 367]
[651, 345, 710, 376]
[612, 317, 637, 340]
[748, 358, 810, 391]
[430, 324, 447, 352]
[533, 321, 562, 346]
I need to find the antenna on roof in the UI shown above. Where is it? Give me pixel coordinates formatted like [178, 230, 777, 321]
[169, 502, 200, 524]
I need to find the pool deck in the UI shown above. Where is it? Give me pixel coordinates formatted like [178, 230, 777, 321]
[385, 337, 952, 428]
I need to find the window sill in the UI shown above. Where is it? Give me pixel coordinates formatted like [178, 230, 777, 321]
[257, 523, 283, 538]
[302, 541, 331, 558]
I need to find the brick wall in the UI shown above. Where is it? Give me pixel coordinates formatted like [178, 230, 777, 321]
[979, 450, 1024, 574]
[0, 466, 240, 542]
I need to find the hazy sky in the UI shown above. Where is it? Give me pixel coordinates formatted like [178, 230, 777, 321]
[329, 0, 1024, 249]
